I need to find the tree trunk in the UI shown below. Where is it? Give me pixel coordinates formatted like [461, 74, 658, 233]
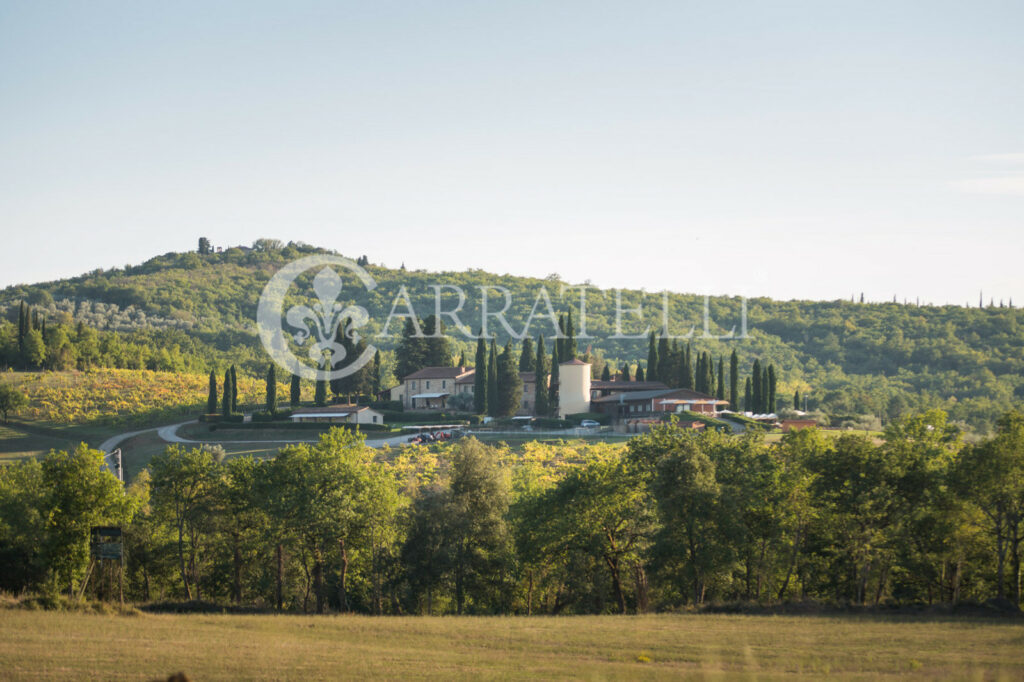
[603, 553, 627, 614]
[526, 570, 534, 616]
[338, 538, 349, 613]
[232, 534, 242, 603]
[313, 557, 325, 614]
[275, 543, 284, 611]
[634, 562, 649, 614]
[177, 521, 192, 600]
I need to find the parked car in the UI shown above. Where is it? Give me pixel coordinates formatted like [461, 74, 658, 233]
[579, 419, 600, 428]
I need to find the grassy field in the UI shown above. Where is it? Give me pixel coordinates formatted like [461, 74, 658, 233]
[0, 611, 1021, 680]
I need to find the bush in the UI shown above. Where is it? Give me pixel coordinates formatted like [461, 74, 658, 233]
[565, 412, 610, 425]
[369, 400, 403, 412]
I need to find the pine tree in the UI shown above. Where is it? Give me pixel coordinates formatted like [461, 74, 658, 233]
[647, 333, 659, 384]
[266, 364, 277, 413]
[290, 374, 301, 407]
[422, 315, 452, 367]
[729, 350, 739, 411]
[744, 376, 752, 412]
[473, 333, 488, 414]
[222, 369, 232, 416]
[496, 341, 523, 417]
[207, 370, 218, 414]
[520, 337, 535, 372]
[314, 377, 327, 406]
[751, 359, 762, 413]
[548, 346, 560, 417]
[767, 364, 777, 413]
[230, 365, 239, 412]
[396, 317, 427, 379]
[601, 364, 611, 381]
[486, 339, 498, 417]
[534, 335, 549, 417]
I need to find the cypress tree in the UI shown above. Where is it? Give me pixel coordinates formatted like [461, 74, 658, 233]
[496, 341, 523, 417]
[17, 301, 26, 352]
[266, 364, 277, 413]
[520, 337, 535, 372]
[646, 333, 658, 384]
[486, 339, 498, 417]
[314, 377, 327, 406]
[396, 317, 427, 379]
[457, 350, 466, 368]
[534, 335, 548, 417]
[657, 336, 670, 384]
[290, 374, 301, 407]
[767, 364, 777, 413]
[222, 369, 232, 416]
[622, 362, 632, 382]
[794, 389, 800, 411]
[473, 332, 488, 414]
[601, 364, 611, 381]
[716, 356, 725, 400]
[744, 376, 752, 412]
[565, 309, 577, 360]
[729, 350, 739, 411]
[751, 359, 762, 413]
[761, 365, 770, 414]
[636, 365, 645, 382]
[207, 370, 218, 414]
[681, 343, 693, 389]
[230, 365, 238, 412]
[372, 350, 382, 395]
[705, 353, 715, 397]
[556, 314, 566, 361]
[548, 346, 560, 417]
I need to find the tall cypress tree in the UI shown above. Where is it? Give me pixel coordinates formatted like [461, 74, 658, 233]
[548, 346, 560, 417]
[207, 370, 218, 415]
[230, 365, 239, 412]
[647, 333, 659, 384]
[556, 314, 566, 361]
[496, 341, 523, 417]
[266, 364, 277, 413]
[290, 374, 301, 407]
[457, 350, 466, 368]
[657, 336, 670, 384]
[793, 389, 800, 411]
[751, 359, 762, 413]
[636, 365, 645, 381]
[716, 356, 725, 400]
[372, 350, 383, 395]
[565, 309, 577, 361]
[601, 364, 611, 381]
[729, 350, 739, 410]
[486, 339, 498, 417]
[520, 337, 535, 372]
[622, 362, 632, 382]
[534, 335, 549, 417]
[705, 353, 715, 397]
[761, 365, 770, 414]
[222, 369, 232, 416]
[744, 377, 752, 412]
[314, 377, 327, 406]
[681, 343, 693, 389]
[768, 364, 777, 413]
[473, 332, 488, 414]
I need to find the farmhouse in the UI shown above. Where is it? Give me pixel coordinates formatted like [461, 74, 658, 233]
[289, 404, 384, 425]
[392, 358, 726, 422]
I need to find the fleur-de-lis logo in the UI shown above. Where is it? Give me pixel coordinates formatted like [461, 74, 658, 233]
[257, 255, 377, 381]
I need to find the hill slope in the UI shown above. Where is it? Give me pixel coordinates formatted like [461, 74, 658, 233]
[2, 240, 1021, 432]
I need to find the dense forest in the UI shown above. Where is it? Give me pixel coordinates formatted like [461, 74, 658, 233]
[2, 411, 1023, 613]
[1, 239, 1021, 432]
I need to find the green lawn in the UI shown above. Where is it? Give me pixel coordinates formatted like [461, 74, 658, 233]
[0, 420, 121, 465]
[0, 611, 1021, 680]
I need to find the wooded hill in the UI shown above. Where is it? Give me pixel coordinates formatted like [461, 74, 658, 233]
[1, 239, 1021, 432]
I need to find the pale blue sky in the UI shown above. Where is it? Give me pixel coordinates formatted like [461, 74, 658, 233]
[1, 1, 1022, 305]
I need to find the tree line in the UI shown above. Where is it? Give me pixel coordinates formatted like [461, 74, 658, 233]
[2, 409, 1023, 613]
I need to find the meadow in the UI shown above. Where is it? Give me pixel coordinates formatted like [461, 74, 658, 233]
[0, 610, 1022, 680]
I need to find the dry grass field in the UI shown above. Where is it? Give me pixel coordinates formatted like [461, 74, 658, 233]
[0, 611, 1022, 680]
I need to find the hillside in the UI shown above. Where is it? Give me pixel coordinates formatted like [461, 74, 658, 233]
[2, 239, 1022, 432]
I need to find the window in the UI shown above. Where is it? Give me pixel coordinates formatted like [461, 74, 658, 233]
[442, 380, 447, 388]
[426, 380, 431, 389]
[373, 415, 378, 423]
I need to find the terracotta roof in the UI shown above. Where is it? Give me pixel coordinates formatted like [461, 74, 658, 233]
[402, 366, 472, 381]
[455, 369, 477, 384]
[592, 388, 721, 404]
[591, 380, 669, 391]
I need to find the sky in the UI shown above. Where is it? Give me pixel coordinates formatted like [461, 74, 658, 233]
[1, 1, 1022, 306]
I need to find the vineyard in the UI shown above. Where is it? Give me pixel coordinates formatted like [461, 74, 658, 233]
[5, 369, 266, 426]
